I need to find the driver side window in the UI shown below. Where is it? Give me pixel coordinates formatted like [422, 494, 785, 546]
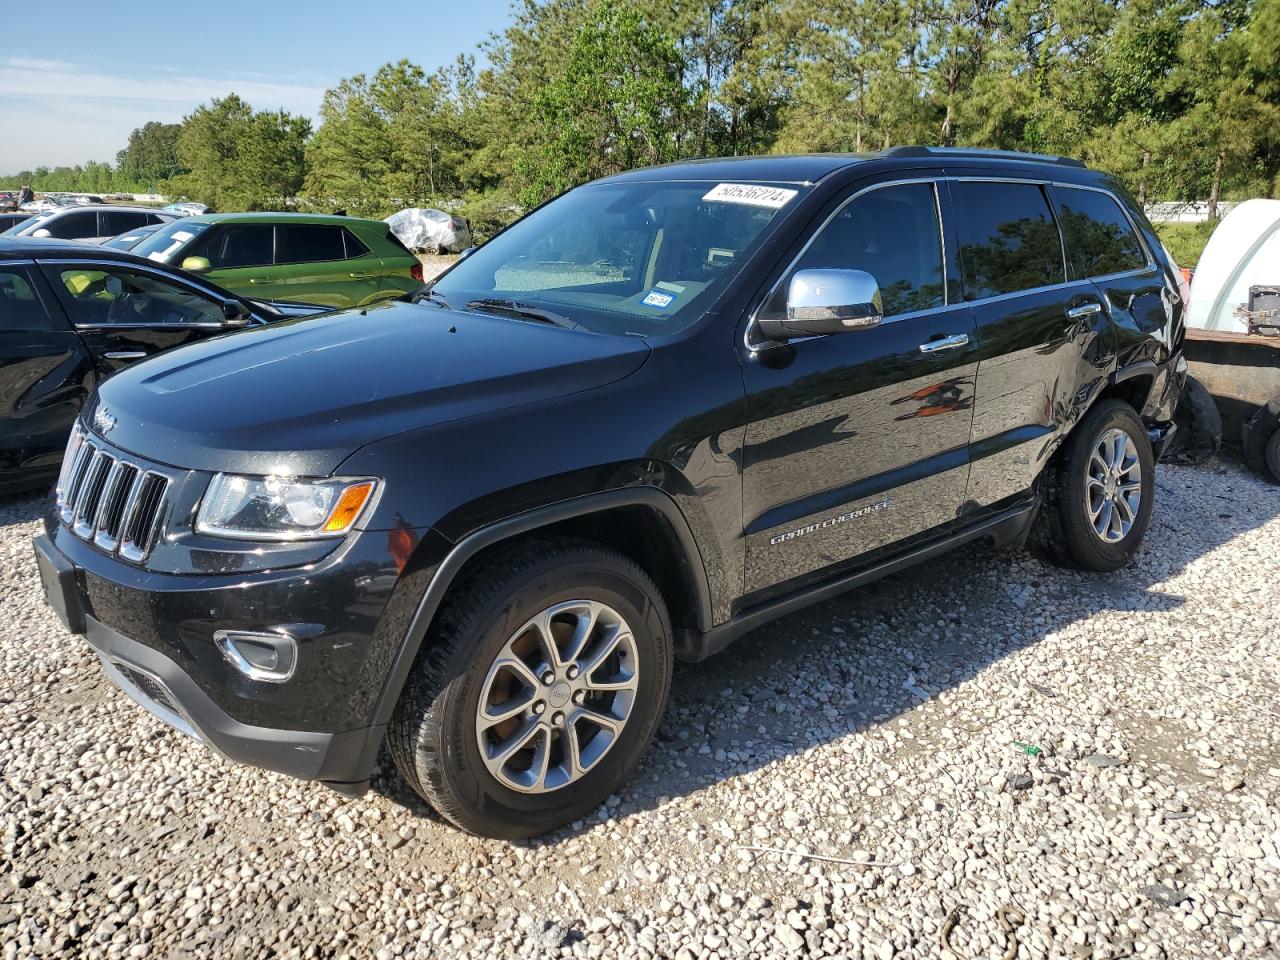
[56, 267, 226, 326]
[764, 182, 947, 320]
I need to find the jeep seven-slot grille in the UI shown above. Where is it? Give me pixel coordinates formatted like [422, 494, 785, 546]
[57, 433, 170, 563]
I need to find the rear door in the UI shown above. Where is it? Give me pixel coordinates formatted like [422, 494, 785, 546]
[1049, 185, 1169, 375]
[0, 262, 96, 480]
[953, 177, 1113, 507]
[42, 260, 235, 375]
[274, 223, 378, 307]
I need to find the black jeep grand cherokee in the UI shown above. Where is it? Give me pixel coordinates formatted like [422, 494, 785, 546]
[34, 148, 1184, 838]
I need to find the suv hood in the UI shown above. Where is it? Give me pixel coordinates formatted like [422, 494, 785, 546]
[90, 300, 650, 476]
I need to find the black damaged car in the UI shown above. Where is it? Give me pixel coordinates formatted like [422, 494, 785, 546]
[0, 238, 323, 494]
[34, 148, 1185, 838]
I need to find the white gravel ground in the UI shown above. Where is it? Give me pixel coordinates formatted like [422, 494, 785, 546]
[1, 458, 1278, 959]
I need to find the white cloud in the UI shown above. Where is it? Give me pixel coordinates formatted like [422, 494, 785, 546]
[0, 57, 327, 171]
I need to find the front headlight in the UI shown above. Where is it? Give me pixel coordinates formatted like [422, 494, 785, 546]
[196, 474, 378, 541]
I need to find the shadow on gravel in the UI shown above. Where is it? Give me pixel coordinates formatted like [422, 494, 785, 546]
[371, 461, 1280, 843]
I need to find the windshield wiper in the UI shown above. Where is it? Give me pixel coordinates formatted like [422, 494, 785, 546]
[465, 298, 578, 330]
[410, 288, 454, 310]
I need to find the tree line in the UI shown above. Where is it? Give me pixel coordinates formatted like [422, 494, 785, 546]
[6, 0, 1278, 240]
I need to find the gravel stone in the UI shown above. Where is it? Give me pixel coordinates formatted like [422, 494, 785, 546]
[1, 458, 1278, 958]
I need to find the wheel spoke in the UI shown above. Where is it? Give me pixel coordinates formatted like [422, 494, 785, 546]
[488, 717, 541, 765]
[1115, 493, 1136, 523]
[573, 705, 622, 737]
[562, 602, 601, 665]
[527, 728, 552, 790]
[479, 688, 535, 728]
[581, 628, 627, 678]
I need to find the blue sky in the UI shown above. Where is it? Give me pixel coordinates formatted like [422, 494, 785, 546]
[0, 0, 514, 171]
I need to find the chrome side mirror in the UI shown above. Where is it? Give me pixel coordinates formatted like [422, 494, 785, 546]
[758, 268, 883, 340]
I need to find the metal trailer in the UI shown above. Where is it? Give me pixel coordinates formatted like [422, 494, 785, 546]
[1183, 287, 1280, 481]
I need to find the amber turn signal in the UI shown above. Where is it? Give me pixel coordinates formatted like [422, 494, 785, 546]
[322, 481, 377, 533]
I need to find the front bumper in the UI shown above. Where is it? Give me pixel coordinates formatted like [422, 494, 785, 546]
[32, 521, 441, 794]
[83, 612, 382, 791]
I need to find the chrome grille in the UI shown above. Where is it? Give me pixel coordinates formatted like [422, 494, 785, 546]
[56, 427, 170, 564]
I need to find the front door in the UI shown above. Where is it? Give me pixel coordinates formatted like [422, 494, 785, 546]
[42, 261, 235, 375]
[740, 179, 978, 599]
[0, 263, 95, 481]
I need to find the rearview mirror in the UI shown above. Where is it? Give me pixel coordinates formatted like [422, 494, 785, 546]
[758, 268, 883, 340]
[32, 228, 51, 238]
[182, 256, 212, 274]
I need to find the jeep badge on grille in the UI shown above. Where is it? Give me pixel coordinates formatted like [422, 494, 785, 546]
[93, 406, 117, 434]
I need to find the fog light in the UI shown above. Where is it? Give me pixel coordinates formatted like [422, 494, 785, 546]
[214, 630, 297, 683]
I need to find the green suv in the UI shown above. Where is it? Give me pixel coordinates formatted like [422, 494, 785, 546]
[130, 213, 424, 308]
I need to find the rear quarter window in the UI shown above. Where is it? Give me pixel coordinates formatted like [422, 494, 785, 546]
[1052, 187, 1148, 279]
[952, 181, 1065, 300]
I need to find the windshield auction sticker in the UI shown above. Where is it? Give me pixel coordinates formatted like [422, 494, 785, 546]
[703, 183, 798, 208]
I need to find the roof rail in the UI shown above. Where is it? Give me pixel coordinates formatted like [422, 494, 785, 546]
[884, 146, 1087, 169]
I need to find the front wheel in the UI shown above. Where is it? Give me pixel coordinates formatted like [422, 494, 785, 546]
[388, 539, 672, 839]
[1031, 400, 1156, 571]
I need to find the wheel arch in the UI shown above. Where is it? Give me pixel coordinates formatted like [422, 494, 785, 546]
[369, 488, 713, 728]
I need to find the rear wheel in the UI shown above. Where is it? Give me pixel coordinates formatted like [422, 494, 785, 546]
[388, 539, 672, 839]
[1031, 400, 1156, 571]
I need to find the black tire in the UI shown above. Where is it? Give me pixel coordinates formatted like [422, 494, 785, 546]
[1165, 375, 1221, 462]
[388, 538, 672, 839]
[1030, 400, 1156, 572]
[1265, 427, 1280, 483]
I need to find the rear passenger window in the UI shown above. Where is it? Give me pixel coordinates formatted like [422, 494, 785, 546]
[100, 211, 149, 236]
[0, 268, 51, 331]
[1053, 187, 1147, 278]
[278, 225, 346, 264]
[952, 182, 1064, 299]
[44, 211, 97, 240]
[773, 182, 946, 317]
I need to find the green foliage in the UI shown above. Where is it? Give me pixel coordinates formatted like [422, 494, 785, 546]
[514, 0, 695, 206]
[168, 95, 311, 210]
[5, 0, 1279, 232]
[115, 122, 185, 189]
[1154, 221, 1216, 268]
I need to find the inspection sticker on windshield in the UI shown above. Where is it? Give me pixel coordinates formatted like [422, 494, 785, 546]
[703, 183, 798, 208]
[642, 289, 677, 309]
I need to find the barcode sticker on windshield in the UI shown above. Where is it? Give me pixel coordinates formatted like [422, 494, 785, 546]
[703, 183, 798, 208]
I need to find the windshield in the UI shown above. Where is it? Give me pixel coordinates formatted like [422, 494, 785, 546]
[132, 220, 213, 263]
[429, 180, 805, 336]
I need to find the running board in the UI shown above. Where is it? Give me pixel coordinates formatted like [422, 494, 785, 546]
[677, 499, 1038, 662]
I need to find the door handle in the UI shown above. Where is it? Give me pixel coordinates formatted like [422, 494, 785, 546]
[348, 272, 374, 279]
[1066, 302, 1103, 319]
[247, 277, 272, 284]
[104, 351, 147, 360]
[918, 333, 970, 354]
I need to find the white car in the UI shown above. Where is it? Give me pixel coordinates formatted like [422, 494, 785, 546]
[2, 205, 181, 244]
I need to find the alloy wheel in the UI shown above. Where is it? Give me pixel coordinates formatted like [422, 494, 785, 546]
[1086, 427, 1143, 543]
[475, 600, 639, 794]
